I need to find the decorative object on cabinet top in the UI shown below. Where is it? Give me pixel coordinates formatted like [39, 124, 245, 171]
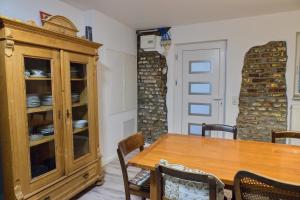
[43, 15, 79, 37]
[0, 15, 102, 56]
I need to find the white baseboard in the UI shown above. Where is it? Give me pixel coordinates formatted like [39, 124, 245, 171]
[102, 153, 118, 166]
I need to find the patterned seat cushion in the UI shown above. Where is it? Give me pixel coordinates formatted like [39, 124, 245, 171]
[160, 160, 225, 200]
[129, 169, 150, 191]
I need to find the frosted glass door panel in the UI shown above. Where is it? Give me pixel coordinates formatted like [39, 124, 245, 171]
[189, 82, 211, 95]
[189, 61, 211, 73]
[188, 123, 202, 135]
[189, 103, 211, 116]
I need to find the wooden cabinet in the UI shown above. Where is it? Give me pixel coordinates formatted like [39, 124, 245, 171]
[0, 16, 103, 200]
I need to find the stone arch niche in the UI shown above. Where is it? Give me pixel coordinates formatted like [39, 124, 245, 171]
[237, 41, 288, 141]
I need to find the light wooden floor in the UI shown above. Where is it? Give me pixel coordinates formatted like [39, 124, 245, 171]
[77, 152, 142, 200]
[77, 152, 232, 200]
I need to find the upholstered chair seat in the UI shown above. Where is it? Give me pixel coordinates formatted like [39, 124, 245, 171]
[129, 169, 150, 191]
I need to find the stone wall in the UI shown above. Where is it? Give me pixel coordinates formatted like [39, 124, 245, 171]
[137, 50, 168, 143]
[237, 41, 288, 141]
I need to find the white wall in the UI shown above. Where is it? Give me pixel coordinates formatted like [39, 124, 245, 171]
[83, 10, 137, 165]
[0, 0, 137, 165]
[167, 10, 300, 132]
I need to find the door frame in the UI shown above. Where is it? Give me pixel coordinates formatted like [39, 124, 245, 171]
[172, 40, 227, 134]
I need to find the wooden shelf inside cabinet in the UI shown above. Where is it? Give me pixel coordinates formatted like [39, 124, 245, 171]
[30, 135, 54, 147]
[73, 127, 88, 134]
[72, 102, 87, 108]
[27, 106, 53, 114]
[71, 78, 87, 81]
[25, 77, 52, 81]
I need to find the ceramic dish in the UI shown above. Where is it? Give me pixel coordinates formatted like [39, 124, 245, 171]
[30, 69, 47, 78]
[24, 70, 31, 77]
[73, 120, 88, 129]
[41, 95, 53, 106]
[71, 94, 80, 103]
[27, 95, 41, 108]
[37, 124, 54, 135]
[30, 134, 44, 141]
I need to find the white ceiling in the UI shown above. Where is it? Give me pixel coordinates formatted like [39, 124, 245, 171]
[62, 0, 300, 30]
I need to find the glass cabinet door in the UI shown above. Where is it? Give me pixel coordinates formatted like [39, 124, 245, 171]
[14, 45, 64, 193]
[63, 52, 97, 172]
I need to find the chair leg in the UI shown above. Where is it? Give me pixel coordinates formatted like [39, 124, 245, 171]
[232, 190, 236, 200]
[125, 193, 130, 200]
[141, 198, 146, 200]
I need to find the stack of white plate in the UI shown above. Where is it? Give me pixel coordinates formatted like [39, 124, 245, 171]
[72, 93, 80, 103]
[27, 94, 41, 108]
[73, 120, 88, 129]
[37, 124, 54, 136]
[41, 95, 53, 106]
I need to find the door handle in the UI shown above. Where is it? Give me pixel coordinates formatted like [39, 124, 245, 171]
[213, 98, 222, 101]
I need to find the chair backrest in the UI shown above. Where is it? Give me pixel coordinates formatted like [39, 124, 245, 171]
[155, 165, 218, 200]
[234, 170, 300, 200]
[202, 123, 237, 139]
[271, 131, 300, 143]
[117, 133, 145, 194]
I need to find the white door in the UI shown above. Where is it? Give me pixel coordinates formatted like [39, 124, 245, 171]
[176, 41, 226, 136]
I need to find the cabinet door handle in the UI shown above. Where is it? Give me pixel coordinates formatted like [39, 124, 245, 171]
[44, 196, 51, 200]
[83, 172, 89, 179]
[66, 109, 70, 118]
[58, 110, 61, 120]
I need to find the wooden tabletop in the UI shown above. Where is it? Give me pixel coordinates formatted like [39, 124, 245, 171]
[128, 134, 300, 186]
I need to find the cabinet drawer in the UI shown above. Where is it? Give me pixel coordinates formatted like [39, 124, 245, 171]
[27, 163, 99, 200]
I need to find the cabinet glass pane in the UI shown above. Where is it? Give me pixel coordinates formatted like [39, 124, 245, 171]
[189, 61, 211, 73]
[70, 62, 90, 160]
[24, 57, 57, 179]
[189, 103, 211, 116]
[189, 82, 211, 95]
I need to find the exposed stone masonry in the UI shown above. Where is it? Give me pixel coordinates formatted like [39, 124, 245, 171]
[237, 41, 288, 141]
[137, 50, 168, 143]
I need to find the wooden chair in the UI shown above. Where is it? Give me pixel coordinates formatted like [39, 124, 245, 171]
[234, 170, 300, 200]
[271, 130, 300, 143]
[155, 164, 220, 200]
[202, 123, 238, 140]
[117, 133, 150, 200]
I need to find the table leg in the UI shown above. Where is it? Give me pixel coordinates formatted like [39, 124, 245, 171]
[150, 171, 157, 200]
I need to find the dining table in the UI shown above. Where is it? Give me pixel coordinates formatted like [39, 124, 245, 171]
[128, 134, 300, 200]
